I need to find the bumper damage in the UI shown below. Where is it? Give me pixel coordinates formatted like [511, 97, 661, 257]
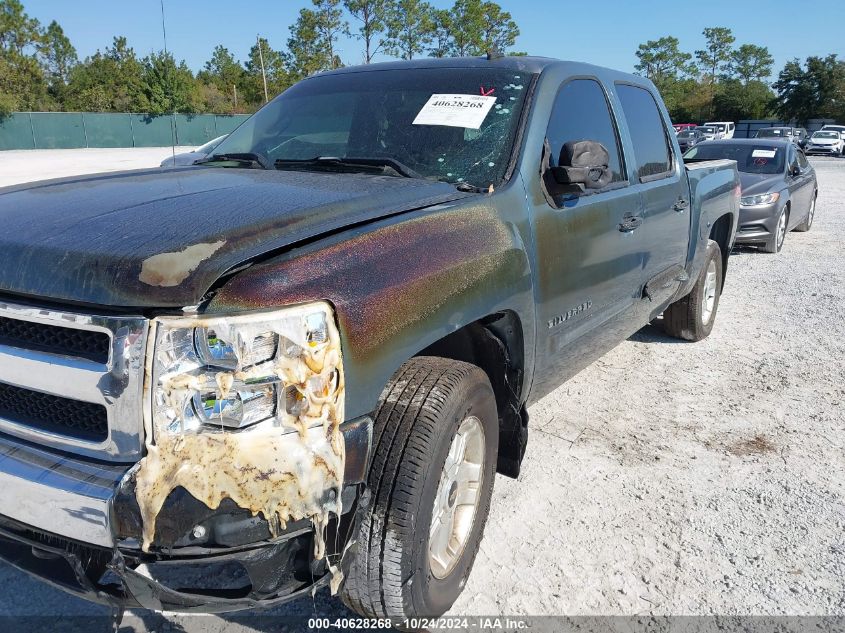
[0, 415, 371, 613]
[0, 487, 369, 613]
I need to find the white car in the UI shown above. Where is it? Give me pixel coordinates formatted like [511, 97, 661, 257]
[820, 124, 845, 137]
[704, 121, 735, 139]
[160, 135, 228, 167]
[805, 130, 844, 156]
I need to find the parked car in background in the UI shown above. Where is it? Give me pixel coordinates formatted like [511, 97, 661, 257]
[160, 134, 228, 167]
[672, 123, 697, 134]
[805, 130, 845, 156]
[695, 125, 718, 140]
[684, 139, 816, 253]
[820, 124, 845, 141]
[677, 128, 705, 152]
[704, 121, 735, 139]
[755, 126, 807, 147]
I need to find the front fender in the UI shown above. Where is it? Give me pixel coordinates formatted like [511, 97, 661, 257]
[207, 191, 535, 420]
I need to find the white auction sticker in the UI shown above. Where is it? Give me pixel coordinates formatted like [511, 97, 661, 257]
[751, 149, 777, 158]
[412, 94, 498, 129]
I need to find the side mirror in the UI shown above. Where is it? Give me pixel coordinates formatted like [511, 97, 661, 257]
[790, 164, 800, 177]
[550, 140, 612, 190]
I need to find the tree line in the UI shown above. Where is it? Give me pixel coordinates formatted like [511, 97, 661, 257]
[634, 27, 845, 125]
[2, 0, 842, 125]
[0, 0, 520, 117]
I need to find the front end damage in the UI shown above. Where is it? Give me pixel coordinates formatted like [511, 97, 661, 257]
[0, 300, 373, 613]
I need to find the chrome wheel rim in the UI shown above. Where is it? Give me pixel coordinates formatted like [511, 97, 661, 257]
[776, 211, 787, 249]
[429, 415, 485, 579]
[701, 259, 718, 324]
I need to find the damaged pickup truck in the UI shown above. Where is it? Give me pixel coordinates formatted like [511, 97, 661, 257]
[0, 56, 739, 620]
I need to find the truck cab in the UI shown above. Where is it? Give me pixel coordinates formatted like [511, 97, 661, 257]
[0, 57, 739, 621]
[704, 121, 736, 139]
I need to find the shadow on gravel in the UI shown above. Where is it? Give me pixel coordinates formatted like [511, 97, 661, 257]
[730, 245, 765, 257]
[628, 320, 684, 345]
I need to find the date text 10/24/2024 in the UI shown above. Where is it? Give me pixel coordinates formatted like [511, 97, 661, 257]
[307, 617, 529, 629]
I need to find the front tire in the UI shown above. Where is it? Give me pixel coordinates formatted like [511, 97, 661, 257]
[663, 239, 723, 342]
[341, 357, 498, 621]
[794, 194, 816, 232]
[763, 206, 789, 253]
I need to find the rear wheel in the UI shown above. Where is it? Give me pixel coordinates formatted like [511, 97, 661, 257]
[663, 239, 723, 342]
[341, 357, 498, 621]
[763, 206, 789, 253]
[794, 194, 816, 232]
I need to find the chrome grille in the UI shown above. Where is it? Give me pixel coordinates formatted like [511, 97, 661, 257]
[0, 316, 111, 363]
[0, 383, 108, 441]
[0, 300, 148, 462]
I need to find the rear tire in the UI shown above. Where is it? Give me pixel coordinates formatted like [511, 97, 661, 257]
[341, 357, 498, 621]
[663, 239, 723, 342]
[763, 206, 789, 253]
[794, 194, 815, 232]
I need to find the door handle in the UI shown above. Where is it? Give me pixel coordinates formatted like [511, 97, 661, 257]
[673, 198, 689, 212]
[618, 214, 642, 232]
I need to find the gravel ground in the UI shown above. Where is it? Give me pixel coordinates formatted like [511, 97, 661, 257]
[0, 153, 842, 631]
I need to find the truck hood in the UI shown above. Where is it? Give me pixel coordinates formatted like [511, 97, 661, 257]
[739, 172, 784, 197]
[0, 167, 470, 308]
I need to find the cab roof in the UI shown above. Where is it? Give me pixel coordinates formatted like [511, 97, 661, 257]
[309, 55, 647, 86]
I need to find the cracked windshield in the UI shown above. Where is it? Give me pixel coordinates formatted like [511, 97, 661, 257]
[212, 67, 532, 189]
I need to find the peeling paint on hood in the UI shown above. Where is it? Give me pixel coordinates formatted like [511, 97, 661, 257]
[139, 241, 226, 287]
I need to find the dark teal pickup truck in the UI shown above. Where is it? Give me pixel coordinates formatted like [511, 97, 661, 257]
[0, 56, 738, 622]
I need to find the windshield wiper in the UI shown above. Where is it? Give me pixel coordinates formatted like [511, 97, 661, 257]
[274, 156, 423, 179]
[196, 152, 271, 170]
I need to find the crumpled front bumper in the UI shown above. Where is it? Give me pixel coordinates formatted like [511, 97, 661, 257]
[0, 416, 371, 612]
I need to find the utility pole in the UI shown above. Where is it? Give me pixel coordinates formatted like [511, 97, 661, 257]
[233, 84, 238, 112]
[256, 34, 269, 103]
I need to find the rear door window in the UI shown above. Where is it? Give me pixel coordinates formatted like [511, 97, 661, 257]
[616, 84, 673, 181]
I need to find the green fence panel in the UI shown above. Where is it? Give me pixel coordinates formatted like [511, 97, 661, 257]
[130, 114, 175, 147]
[83, 113, 134, 147]
[30, 112, 86, 149]
[173, 114, 214, 146]
[215, 115, 249, 136]
[0, 112, 251, 150]
[0, 114, 36, 150]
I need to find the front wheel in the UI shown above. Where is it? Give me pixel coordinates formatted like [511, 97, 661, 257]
[763, 206, 789, 253]
[794, 194, 816, 232]
[341, 357, 498, 621]
[663, 239, 723, 342]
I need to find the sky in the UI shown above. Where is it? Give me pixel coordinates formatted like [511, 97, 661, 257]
[20, 0, 845, 78]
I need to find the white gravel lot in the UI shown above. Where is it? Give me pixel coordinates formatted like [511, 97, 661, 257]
[0, 151, 842, 631]
[0, 147, 193, 187]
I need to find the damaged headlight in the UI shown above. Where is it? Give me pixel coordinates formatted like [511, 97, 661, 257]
[149, 302, 343, 436]
[136, 302, 346, 554]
